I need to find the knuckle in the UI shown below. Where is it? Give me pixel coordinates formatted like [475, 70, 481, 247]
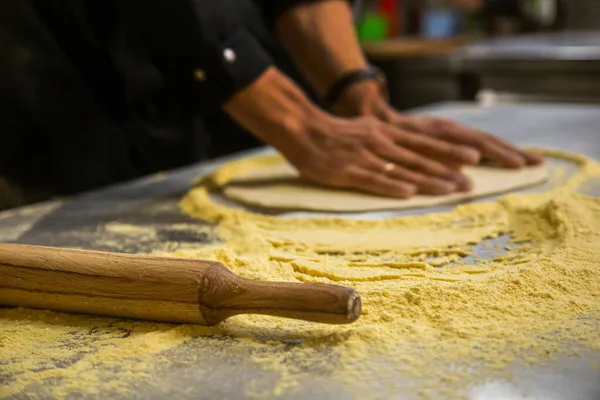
[312, 165, 340, 185]
[352, 172, 376, 188]
[369, 137, 391, 154]
[339, 164, 355, 178]
[362, 133, 379, 149]
[329, 165, 359, 187]
[362, 115, 381, 126]
[364, 128, 382, 143]
[362, 117, 385, 135]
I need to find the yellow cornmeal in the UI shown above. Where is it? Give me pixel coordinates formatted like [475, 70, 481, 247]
[2, 149, 600, 399]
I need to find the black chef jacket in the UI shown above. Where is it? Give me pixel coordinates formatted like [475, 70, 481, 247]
[0, 0, 323, 198]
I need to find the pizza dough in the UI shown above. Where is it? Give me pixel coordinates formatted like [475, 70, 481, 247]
[216, 154, 549, 212]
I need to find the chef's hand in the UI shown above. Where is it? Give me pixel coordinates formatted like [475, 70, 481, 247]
[273, 114, 482, 198]
[225, 68, 488, 198]
[332, 80, 544, 169]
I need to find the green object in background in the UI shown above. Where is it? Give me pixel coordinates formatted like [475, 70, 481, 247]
[357, 13, 388, 42]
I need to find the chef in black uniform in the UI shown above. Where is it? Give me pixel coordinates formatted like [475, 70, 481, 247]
[0, 0, 541, 209]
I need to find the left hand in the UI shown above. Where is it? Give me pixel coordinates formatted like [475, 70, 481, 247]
[331, 80, 544, 169]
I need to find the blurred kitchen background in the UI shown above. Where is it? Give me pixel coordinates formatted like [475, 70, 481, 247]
[357, 0, 600, 109]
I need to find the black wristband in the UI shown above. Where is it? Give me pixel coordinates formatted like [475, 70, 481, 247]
[323, 67, 387, 109]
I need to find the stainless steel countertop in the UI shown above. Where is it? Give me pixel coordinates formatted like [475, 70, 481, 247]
[461, 32, 600, 60]
[456, 31, 600, 73]
[2, 102, 600, 399]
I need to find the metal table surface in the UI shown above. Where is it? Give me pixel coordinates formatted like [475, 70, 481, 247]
[2, 102, 600, 399]
[454, 32, 600, 105]
[457, 31, 600, 69]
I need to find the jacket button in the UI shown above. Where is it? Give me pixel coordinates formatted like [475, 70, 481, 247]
[223, 48, 237, 63]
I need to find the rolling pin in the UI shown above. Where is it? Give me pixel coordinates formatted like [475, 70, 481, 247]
[0, 243, 361, 325]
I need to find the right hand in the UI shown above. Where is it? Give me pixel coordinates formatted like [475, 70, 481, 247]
[275, 115, 481, 198]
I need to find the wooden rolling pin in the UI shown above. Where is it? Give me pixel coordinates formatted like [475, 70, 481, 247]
[0, 243, 361, 325]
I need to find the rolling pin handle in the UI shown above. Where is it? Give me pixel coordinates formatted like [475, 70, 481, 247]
[197, 262, 362, 325]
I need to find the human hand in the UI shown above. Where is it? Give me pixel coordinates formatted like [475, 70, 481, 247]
[332, 81, 544, 169]
[375, 106, 544, 169]
[272, 114, 483, 198]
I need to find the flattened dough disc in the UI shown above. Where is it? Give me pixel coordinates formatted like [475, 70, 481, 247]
[218, 154, 549, 212]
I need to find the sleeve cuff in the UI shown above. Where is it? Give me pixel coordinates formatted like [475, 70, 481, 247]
[190, 26, 273, 105]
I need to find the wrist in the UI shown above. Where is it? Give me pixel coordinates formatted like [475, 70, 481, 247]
[331, 80, 391, 119]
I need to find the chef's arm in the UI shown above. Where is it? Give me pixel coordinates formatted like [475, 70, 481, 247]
[270, 0, 541, 168]
[274, 0, 392, 117]
[275, 1, 370, 109]
[273, 0, 484, 115]
[273, 0, 480, 114]
[116, 0, 536, 198]
[113, 0, 472, 197]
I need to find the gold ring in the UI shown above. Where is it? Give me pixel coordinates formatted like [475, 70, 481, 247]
[383, 162, 396, 173]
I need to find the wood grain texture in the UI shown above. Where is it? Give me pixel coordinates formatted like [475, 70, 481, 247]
[0, 243, 361, 325]
[362, 37, 468, 60]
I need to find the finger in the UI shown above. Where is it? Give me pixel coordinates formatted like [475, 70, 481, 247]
[486, 136, 544, 166]
[437, 122, 527, 168]
[521, 150, 544, 165]
[440, 162, 473, 191]
[369, 139, 474, 190]
[367, 138, 456, 178]
[445, 161, 464, 171]
[445, 169, 473, 192]
[344, 166, 417, 198]
[386, 113, 424, 134]
[377, 164, 458, 195]
[350, 149, 459, 195]
[388, 127, 481, 166]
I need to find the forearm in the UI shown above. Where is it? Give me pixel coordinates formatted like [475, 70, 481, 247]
[275, 0, 387, 116]
[275, 0, 367, 96]
[273, 0, 483, 116]
[223, 67, 326, 153]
